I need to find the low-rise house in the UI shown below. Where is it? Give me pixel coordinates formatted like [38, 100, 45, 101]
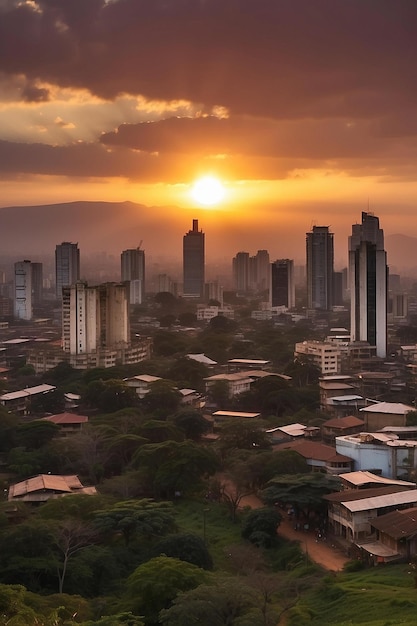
[360, 401, 415, 431]
[41, 412, 88, 436]
[336, 431, 417, 480]
[125, 374, 162, 399]
[275, 440, 353, 475]
[325, 394, 367, 417]
[365, 508, 417, 563]
[204, 372, 253, 398]
[265, 423, 307, 444]
[321, 415, 365, 445]
[227, 358, 271, 372]
[319, 375, 357, 411]
[179, 388, 205, 409]
[0, 384, 56, 416]
[212, 410, 261, 427]
[324, 485, 417, 543]
[8, 474, 97, 504]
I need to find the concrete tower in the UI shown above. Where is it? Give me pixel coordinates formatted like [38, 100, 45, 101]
[183, 219, 205, 298]
[349, 212, 388, 358]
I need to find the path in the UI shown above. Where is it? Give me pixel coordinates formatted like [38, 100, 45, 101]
[239, 492, 349, 572]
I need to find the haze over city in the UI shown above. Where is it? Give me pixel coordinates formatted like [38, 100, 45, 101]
[2, 0, 417, 267]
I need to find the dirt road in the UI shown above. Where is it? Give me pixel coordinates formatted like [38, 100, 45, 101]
[240, 492, 349, 572]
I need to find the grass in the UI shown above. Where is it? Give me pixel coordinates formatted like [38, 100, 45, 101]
[287, 564, 417, 626]
[173, 498, 244, 570]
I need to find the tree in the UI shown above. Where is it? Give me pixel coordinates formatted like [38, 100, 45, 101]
[165, 357, 209, 392]
[125, 556, 209, 624]
[159, 577, 260, 626]
[178, 311, 197, 327]
[82, 379, 137, 413]
[241, 507, 282, 548]
[206, 380, 230, 408]
[133, 440, 219, 498]
[16, 420, 60, 449]
[151, 533, 213, 570]
[169, 409, 211, 440]
[208, 315, 237, 333]
[93, 499, 176, 546]
[217, 418, 271, 453]
[260, 473, 341, 520]
[52, 519, 98, 594]
[142, 380, 181, 416]
[30, 389, 66, 415]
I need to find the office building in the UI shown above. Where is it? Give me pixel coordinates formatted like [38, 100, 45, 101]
[349, 212, 388, 358]
[31, 262, 43, 306]
[255, 250, 270, 291]
[14, 260, 33, 320]
[55, 242, 80, 299]
[233, 252, 249, 292]
[270, 259, 295, 309]
[306, 226, 334, 310]
[121, 247, 145, 305]
[183, 219, 205, 297]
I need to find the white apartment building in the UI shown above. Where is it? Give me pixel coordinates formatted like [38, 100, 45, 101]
[294, 340, 342, 374]
[14, 260, 33, 320]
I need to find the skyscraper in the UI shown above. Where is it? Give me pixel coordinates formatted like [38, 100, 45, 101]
[349, 211, 388, 358]
[233, 252, 250, 292]
[121, 247, 145, 305]
[183, 219, 205, 298]
[306, 225, 334, 310]
[270, 259, 295, 309]
[55, 242, 80, 299]
[14, 260, 33, 320]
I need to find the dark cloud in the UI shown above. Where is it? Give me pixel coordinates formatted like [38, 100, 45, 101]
[2, 0, 417, 183]
[21, 82, 50, 102]
[1, 0, 417, 120]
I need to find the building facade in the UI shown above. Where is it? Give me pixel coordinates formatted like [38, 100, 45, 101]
[270, 259, 295, 308]
[55, 242, 80, 299]
[183, 219, 205, 298]
[121, 247, 145, 305]
[306, 225, 334, 310]
[349, 212, 388, 358]
[14, 260, 33, 320]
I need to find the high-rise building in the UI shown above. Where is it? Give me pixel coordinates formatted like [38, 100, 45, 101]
[270, 259, 295, 309]
[349, 211, 388, 358]
[62, 281, 129, 356]
[55, 242, 80, 299]
[233, 252, 249, 292]
[183, 219, 205, 298]
[255, 250, 270, 291]
[14, 260, 33, 320]
[306, 225, 334, 310]
[121, 247, 145, 305]
[31, 262, 43, 306]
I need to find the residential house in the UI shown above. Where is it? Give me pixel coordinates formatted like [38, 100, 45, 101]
[0, 384, 56, 416]
[125, 374, 162, 399]
[321, 415, 365, 445]
[365, 508, 417, 563]
[41, 412, 88, 436]
[275, 440, 353, 475]
[360, 402, 415, 431]
[8, 474, 97, 504]
[324, 485, 417, 542]
[338, 470, 416, 491]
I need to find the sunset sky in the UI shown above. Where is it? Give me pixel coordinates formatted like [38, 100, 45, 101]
[2, 0, 417, 261]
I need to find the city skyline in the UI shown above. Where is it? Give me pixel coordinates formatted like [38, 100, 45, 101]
[2, 1, 417, 254]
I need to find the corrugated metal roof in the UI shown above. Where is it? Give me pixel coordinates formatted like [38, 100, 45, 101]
[324, 485, 410, 502]
[42, 412, 88, 424]
[0, 384, 56, 401]
[339, 471, 416, 488]
[343, 489, 417, 512]
[360, 402, 414, 415]
[324, 416, 364, 428]
[370, 508, 417, 538]
[9, 474, 83, 498]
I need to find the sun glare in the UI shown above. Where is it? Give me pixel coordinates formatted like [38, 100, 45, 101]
[190, 176, 226, 206]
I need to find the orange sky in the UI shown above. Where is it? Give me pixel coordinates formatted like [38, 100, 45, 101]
[2, 1, 417, 261]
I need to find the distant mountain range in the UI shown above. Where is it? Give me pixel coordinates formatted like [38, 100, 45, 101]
[0, 202, 416, 276]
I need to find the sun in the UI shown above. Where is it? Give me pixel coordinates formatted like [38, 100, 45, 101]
[190, 176, 226, 206]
